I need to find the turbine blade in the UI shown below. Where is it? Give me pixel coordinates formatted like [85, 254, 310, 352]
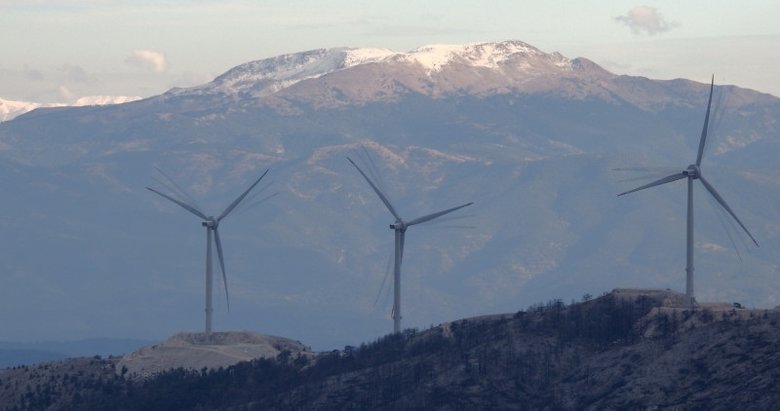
[347, 157, 401, 220]
[361, 146, 389, 197]
[234, 192, 279, 216]
[373, 252, 393, 308]
[616, 172, 687, 197]
[699, 176, 759, 247]
[704, 191, 743, 261]
[232, 181, 272, 212]
[696, 75, 715, 166]
[424, 212, 475, 223]
[146, 186, 208, 220]
[613, 166, 685, 183]
[154, 167, 202, 211]
[218, 169, 269, 221]
[406, 202, 474, 226]
[213, 227, 230, 311]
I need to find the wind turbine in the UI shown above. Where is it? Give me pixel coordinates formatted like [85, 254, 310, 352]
[348, 157, 473, 333]
[147, 169, 270, 337]
[618, 76, 758, 307]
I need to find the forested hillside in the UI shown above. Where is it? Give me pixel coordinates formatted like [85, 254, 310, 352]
[2, 290, 778, 410]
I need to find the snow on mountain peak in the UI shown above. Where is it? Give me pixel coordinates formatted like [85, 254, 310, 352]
[0, 98, 43, 122]
[401, 44, 467, 70]
[343, 47, 398, 67]
[173, 40, 574, 99]
[179, 48, 391, 98]
[399, 40, 560, 72]
[73, 95, 141, 106]
[0, 96, 142, 122]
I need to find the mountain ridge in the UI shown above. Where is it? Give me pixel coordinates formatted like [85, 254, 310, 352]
[166, 40, 580, 100]
[0, 98, 48, 122]
[10, 40, 776, 123]
[0, 96, 141, 122]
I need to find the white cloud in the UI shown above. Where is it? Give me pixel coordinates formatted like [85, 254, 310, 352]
[615, 5, 679, 35]
[125, 49, 168, 73]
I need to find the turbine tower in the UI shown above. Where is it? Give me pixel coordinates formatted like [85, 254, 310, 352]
[618, 76, 758, 307]
[348, 157, 473, 333]
[147, 169, 269, 337]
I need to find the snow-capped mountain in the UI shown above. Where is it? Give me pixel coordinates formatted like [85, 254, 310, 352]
[167, 40, 594, 102]
[0, 98, 49, 122]
[72, 95, 141, 106]
[167, 47, 397, 98]
[1, 96, 141, 122]
[1, 40, 779, 350]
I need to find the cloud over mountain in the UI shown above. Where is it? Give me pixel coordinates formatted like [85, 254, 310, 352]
[125, 49, 168, 73]
[615, 5, 679, 35]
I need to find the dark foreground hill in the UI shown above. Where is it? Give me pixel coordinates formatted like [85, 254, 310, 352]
[1, 289, 779, 410]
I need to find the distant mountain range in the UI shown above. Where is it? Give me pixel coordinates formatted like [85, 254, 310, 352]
[0, 98, 48, 122]
[1, 40, 779, 350]
[0, 96, 140, 122]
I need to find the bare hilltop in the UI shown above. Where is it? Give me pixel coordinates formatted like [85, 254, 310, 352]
[117, 331, 311, 379]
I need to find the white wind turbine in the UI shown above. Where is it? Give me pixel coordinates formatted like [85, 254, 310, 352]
[348, 157, 473, 333]
[147, 169, 270, 336]
[618, 76, 758, 307]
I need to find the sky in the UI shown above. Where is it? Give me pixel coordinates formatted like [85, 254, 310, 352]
[1, 0, 779, 104]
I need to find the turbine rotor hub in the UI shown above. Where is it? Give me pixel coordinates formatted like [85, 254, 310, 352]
[202, 218, 218, 228]
[684, 164, 700, 179]
[390, 220, 407, 232]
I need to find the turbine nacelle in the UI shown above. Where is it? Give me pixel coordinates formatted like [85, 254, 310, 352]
[390, 220, 407, 232]
[202, 218, 218, 228]
[683, 164, 700, 179]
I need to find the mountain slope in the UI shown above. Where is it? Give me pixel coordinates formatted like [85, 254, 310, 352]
[0, 41, 779, 350]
